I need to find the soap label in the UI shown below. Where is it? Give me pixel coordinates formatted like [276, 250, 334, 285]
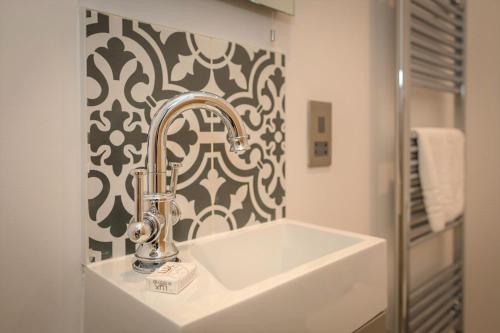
[151, 279, 172, 293]
[146, 262, 196, 294]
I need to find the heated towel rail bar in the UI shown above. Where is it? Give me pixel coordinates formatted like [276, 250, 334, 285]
[396, 0, 465, 332]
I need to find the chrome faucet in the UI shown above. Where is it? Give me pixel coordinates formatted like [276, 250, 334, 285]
[127, 91, 250, 273]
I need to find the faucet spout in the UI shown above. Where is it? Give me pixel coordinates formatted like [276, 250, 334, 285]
[147, 91, 250, 193]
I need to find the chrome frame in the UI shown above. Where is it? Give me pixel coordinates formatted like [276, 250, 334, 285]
[395, 0, 466, 332]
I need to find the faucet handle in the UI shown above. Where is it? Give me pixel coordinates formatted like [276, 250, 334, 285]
[128, 220, 154, 244]
[128, 168, 161, 244]
[130, 168, 147, 224]
[128, 210, 164, 244]
[168, 162, 182, 196]
[169, 200, 181, 226]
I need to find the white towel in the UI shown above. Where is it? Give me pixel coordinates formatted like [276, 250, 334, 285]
[412, 128, 465, 232]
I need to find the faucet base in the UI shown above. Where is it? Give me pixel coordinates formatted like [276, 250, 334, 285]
[132, 241, 180, 274]
[132, 257, 180, 274]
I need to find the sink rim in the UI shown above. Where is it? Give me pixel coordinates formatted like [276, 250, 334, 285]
[181, 218, 381, 249]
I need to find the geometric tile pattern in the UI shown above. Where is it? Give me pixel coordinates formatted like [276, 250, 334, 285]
[85, 9, 285, 262]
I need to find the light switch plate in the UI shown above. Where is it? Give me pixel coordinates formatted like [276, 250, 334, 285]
[308, 101, 332, 167]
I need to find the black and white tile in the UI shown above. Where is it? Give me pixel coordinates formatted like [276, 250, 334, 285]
[85, 9, 286, 262]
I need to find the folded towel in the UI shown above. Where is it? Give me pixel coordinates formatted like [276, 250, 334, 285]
[412, 128, 465, 232]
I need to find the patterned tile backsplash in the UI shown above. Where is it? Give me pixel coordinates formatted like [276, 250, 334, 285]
[85, 9, 286, 262]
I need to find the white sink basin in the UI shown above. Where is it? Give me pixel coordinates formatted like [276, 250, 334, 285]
[84, 219, 386, 333]
[190, 222, 362, 290]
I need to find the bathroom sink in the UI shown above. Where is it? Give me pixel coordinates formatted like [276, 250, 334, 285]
[84, 219, 386, 333]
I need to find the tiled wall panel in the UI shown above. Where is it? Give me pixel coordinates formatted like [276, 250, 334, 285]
[85, 9, 286, 261]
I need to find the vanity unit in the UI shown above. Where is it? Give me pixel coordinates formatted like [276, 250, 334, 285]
[84, 219, 386, 333]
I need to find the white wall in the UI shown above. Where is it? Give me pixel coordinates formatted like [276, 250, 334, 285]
[284, 0, 373, 232]
[0, 0, 82, 332]
[465, 0, 500, 331]
[1, 0, 499, 332]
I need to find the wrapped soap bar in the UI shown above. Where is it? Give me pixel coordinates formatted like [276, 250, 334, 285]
[146, 262, 196, 294]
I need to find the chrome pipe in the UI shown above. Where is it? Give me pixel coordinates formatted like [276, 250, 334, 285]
[411, 24, 463, 50]
[409, 186, 421, 195]
[411, 201, 425, 213]
[395, 1, 412, 331]
[410, 189, 423, 202]
[411, 42, 461, 62]
[411, 59, 461, 78]
[411, 54, 462, 72]
[452, 2, 466, 330]
[431, 0, 464, 17]
[411, 76, 461, 94]
[410, 217, 464, 247]
[411, 11, 463, 39]
[410, 275, 462, 316]
[410, 222, 432, 240]
[411, 0, 463, 28]
[410, 262, 462, 301]
[411, 65, 462, 84]
[427, 313, 459, 333]
[410, 177, 420, 187]
[410, 212, 428, 226]
[411, 292, 461, 333]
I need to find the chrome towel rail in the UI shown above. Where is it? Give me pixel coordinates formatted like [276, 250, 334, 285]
[410, 262, 462, 300]
[395, 0, 466, 332]
[412, 0, 463, 27]
[409, 270, 462, 328]
[408, 261, 463, 332]
[409, 0, 464, 94]
[411, 217, 463, 247]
